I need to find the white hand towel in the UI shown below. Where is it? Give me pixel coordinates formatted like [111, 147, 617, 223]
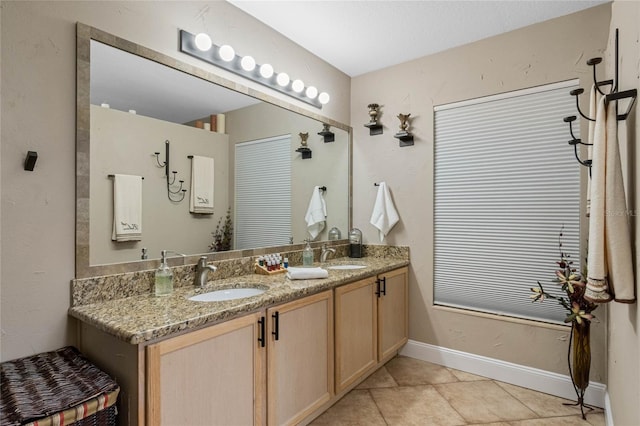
[586, 97, 635, 303]
[190, 156, 214, 214]
[370, 182, 400, 242]
[286, 267, 329, 280]
[305, 186, 327, 240]
[111, 174, 142, 242]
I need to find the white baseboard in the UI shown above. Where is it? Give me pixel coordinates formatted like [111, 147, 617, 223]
[400, 339, 606, 409]
[604, 391, 614, 426]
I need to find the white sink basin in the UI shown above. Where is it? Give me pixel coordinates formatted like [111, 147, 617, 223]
[189, 288, 266, 302]
[327, 265, 367, 270]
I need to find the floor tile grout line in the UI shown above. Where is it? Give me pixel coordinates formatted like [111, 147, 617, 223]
[430, 380, 472, 425]
[366, 388, 391, 426]
[493, 379, 545, 419]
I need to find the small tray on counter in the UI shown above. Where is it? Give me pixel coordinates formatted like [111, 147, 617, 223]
[254, 263, 287, 275]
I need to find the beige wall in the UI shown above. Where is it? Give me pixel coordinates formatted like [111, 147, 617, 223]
[225, 102, 350, 245]
[90, 106, 230, 265]
[3, 3, 631, 416]
[607, 1, 640, 424]
[0, 1, 350, 362]
[351, 4, 611, 379]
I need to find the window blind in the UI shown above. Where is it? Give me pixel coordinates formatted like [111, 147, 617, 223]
[235, 135, 292, 250]
[433, 80, 581, 323]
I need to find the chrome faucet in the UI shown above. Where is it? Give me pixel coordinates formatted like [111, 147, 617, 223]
[320, 244, 337, 262]
[194, 256, 217, 287]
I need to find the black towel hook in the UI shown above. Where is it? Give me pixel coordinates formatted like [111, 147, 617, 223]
[563, 116, 592, 171]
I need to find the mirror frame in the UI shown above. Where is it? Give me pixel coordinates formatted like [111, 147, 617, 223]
[76, 23, 353, 278]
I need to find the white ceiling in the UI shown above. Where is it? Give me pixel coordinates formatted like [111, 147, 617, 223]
[228, 0, 608, 77]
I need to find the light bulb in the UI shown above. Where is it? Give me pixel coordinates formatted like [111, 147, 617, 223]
[291, 79, 304, 93]
[194, 33, 212, 52]
[218, 44, 235, 62]
[240, 56, 256, 71]
[276, 72, 290, 87]
[259, 63, 274, 78]
[305, 86, 318, 99]
[318, 92, 330, 105]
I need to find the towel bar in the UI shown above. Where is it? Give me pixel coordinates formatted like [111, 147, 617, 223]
[108, 174, 144, 180]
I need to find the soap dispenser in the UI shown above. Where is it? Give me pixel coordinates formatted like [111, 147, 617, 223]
[155, 250, 174, 297]
[303, 240, 314, 267]
[349, 228, 363, 258]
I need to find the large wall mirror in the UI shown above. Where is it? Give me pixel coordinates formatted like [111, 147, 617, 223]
[76, 24, 352, 278]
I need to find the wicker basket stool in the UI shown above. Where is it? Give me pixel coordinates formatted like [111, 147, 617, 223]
[0, 346, 119, 426]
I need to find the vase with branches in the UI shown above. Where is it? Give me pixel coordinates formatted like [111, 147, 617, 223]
[530, 227, 597, 419]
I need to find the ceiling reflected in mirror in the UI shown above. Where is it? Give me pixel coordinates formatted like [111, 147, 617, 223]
[90, 40, 260, 125]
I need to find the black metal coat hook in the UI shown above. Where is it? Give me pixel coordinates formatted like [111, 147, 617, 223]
[563, 29, 637, 173]
[563, 116, 592, 172]
[318, 186, 327, 192]
[153, 140, 186, 202]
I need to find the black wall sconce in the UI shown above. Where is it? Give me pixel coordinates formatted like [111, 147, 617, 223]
[364, 103, 383, 135]
[318, 123, 335, 143]
[24, 151, 38, 171]
[154, 140, 187, 202]
[393, 113, 414, 147]
[296, 132, 312, 159]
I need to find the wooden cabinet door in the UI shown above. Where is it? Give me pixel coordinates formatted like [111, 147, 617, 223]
[146, 312, 266, 426]
[334, 277, 378, 393]
[267, 290, 334, 426]
[378, 267, 409, 361]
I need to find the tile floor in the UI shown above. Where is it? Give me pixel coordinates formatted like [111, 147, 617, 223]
[311, 356, 604, 426]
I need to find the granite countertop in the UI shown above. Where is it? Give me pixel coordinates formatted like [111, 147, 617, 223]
[69, 257, 409, 345]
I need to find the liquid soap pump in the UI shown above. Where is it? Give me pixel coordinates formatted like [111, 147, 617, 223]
[349, 228, 363, 258]
[303, 240, 314, 267]
[155, 250, 174, 296]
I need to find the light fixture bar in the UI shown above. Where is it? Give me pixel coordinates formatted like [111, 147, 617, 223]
[179, 30, 323, 109]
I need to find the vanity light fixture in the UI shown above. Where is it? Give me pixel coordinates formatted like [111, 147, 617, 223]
[194, 33, 212, 52]
[305, 86, 318, 99]
[292, 79, 305, 93]
[218, 44, 235, 62]
[180, 30, 327, 109]
[259, 63, 274, 79]
[276, 72, 290, 87]
[240, 55, 256, 72]
[318, 92, 330, 105]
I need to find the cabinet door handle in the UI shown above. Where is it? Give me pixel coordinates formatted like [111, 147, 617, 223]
[272, 311, 280, 341]
[381, 277, 387, 296]
[258, 316, 266, 347]
[375, 278, 381, 298]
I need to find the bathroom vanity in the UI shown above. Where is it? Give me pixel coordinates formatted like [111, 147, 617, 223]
[70, 24, 407, 425]
[70, 251, 408, 426]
